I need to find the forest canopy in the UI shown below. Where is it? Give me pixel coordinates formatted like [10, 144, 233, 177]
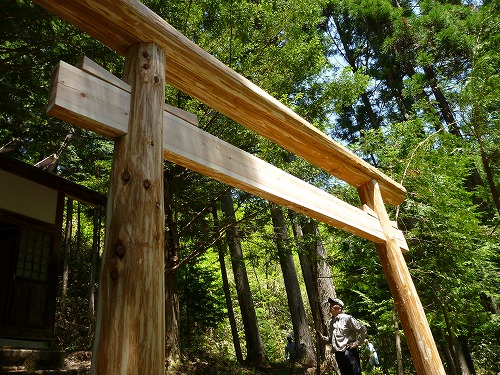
[0, 0, 499, 374]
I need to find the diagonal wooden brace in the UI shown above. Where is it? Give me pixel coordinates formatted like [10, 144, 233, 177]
[358, 180, 445, 375]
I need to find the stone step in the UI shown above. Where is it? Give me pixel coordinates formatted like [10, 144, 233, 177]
[0, 370, 86, 375]
[0, 349, 64, 370]
[0, 349, 89, 374]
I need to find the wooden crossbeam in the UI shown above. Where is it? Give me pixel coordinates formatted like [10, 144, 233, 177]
[76, 56, 199, 127]
[48, 60, 409, 251]
[33, 0, 406, 206]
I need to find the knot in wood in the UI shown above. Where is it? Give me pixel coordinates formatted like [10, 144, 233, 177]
[154, 75, 160, 83]
[115, 243, 126, 258]
[122, 171, 131, 182]
[143, 63, 150, 70]
[110, 269, 118, 280]
[142, 51, 149, 58]
[143, 179, 151, 189]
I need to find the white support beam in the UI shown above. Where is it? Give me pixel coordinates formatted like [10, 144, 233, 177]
[48, 60, 408, 251]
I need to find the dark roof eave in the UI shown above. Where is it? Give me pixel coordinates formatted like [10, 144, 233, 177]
[0, 153, 107, 207]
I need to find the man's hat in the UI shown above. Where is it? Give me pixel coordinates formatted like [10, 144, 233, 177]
[327, 297, 344, 307]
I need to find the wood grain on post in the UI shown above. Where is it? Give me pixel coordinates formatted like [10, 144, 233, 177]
[32, 0, 406, 206]
[91, 43, 166, 374]
[358, 180, 446, 375]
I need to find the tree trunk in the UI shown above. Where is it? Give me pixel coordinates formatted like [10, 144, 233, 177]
[288, 210, 322, 371]
[164, 169, 181, 369]
[91, 42, 166, 375]
[422, 66, 492, 223]
[330, 14, 381, 131]
[76, 201, 81, 263]
[303, 220, 339, 374]
[221, 190, 266, 364]
[423, 66, 461, 137]
[437, 328, 457, 375]
[212, 202, 244, 363]
[288, 210, 322, 330]
[301, 219, 336, 334]
[451, 335, 472, 375]
[477, 138, 500, 220]
[288, 212, 336, 353]
[270, 204, 315, 367]
[393, 304, 404, 375]
[360, 92, 380, 130]
[62, 198, 73, 300]
[458, 336, 476, 375]
[438, 296, 473, 375]
[88, 207, 100, 328]
[289, 212, 339, 373]
[442, 306, 461, 375]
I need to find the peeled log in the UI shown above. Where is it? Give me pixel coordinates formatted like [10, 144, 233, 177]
[91, 42, 166, 375]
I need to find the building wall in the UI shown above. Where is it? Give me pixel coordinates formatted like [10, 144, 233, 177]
[0, 170, 58, 224]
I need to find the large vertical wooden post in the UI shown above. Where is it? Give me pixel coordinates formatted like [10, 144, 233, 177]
[91, 42, 166, 374]
[358, 180, 445, 375]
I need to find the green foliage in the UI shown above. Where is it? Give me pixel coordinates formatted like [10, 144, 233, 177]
[179, 253, 227, 349]
[54, 202, 104, 352]
[3, 0, 500, 373]
[323, 67, 372, 115]
[355, 117, 500, 372]
[0, 1, 119, 192]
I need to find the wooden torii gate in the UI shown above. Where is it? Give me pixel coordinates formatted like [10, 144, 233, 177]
[33, 1, 445, 374]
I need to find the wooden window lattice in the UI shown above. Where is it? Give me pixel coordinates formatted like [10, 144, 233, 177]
[16, 227, 51, 282]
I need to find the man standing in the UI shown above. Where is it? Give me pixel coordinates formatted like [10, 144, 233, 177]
[321, 297, 367, 375]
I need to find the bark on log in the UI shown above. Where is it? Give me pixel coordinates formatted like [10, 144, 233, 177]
[271, 204, 315, 367]
[221, 190, 266, 364]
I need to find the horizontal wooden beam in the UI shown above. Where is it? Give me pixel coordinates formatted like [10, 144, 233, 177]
[48, 61, 129, 138]
[33, 0, 406, 206]
[47, 60, 408, 251]
[76, 56, 199, 127]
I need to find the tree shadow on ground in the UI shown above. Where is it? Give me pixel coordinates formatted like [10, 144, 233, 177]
[169, 352, 314, 375]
